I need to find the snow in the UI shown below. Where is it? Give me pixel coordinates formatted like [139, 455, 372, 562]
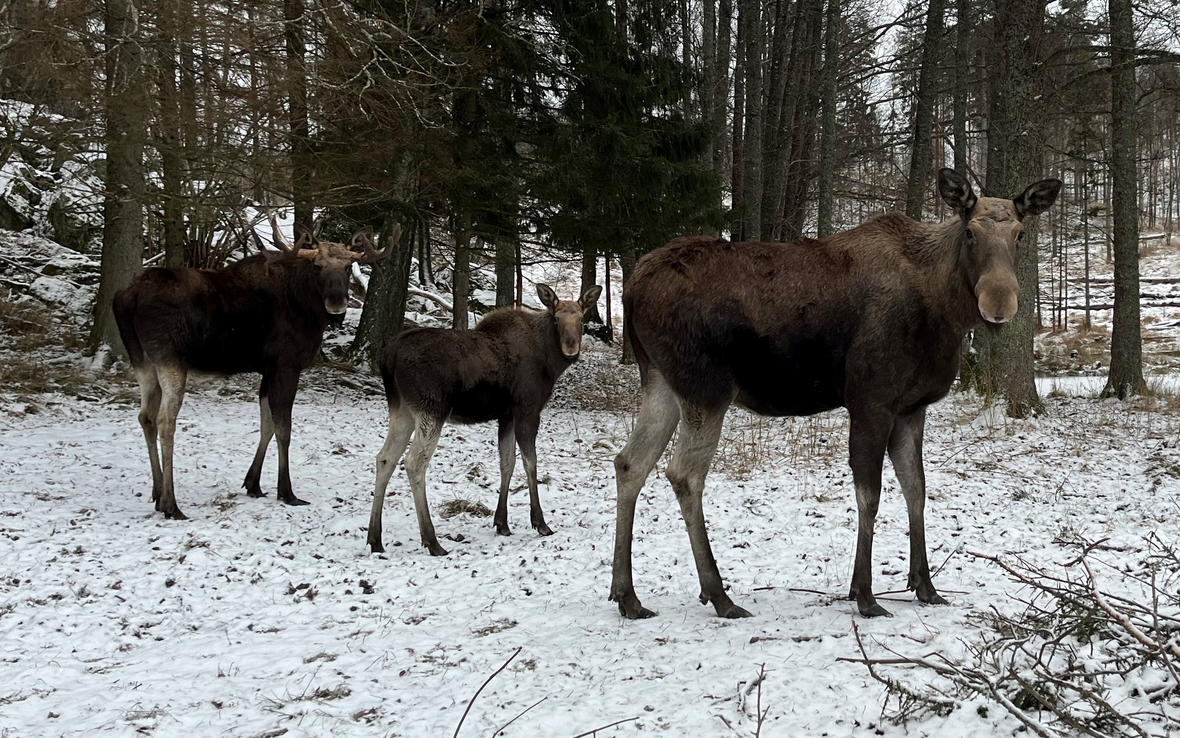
[2, 352, 1178, 737]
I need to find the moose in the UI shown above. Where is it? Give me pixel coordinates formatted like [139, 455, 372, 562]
[114, 214, 398, 520]
[367, 283, 602, 555]
[610, 169, 1061, 619]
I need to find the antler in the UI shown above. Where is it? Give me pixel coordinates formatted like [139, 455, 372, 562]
[266, 211, 316, 258]
[351, 223, 401, 264]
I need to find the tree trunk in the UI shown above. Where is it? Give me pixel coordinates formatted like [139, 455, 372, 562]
[758, 0, 793, 238]
[581, 243, 603, 324]
[904, 0, 946, 219]
[620, 248, 636, 364]
[452, 212, 472, 330]
[980, 0, 1049, 418]
[351, 217, 416, 371]
[495, 237, 515, 308]
[713, 0, 732, 181]
[730, 15, 745, 239]
[739, 0, 763, 241]
[158, 0, 186, 268]
[285, 0, 312, 232]
[90, 0, 147, 359]
[1102, 0, 1145, 398]
[815, 0, 839, 238]
[952, 0, 969, 172]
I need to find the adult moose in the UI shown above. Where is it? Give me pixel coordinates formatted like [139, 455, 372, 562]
[611, 169, 1061, 619]
[367, 283, 602, 555]
[114, 214, 398, 520]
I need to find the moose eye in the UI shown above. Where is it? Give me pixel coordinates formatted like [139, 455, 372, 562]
[1017, 231, 1026, 242]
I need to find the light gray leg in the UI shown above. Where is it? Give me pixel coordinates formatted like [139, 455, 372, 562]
[666, 403, 749, 619]
[368, 404, 415, 553]
[405, 412, 446, 556]
[494, 418, 515, 536]
[888, 407, 947, 606]
[155, 366, 188, 521]
[610, 371, 680, 619]
[134, 366, 163, 505]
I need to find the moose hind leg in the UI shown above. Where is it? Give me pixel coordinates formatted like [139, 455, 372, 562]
[155, 366, 188, 520]
[405, 412, 447, 556]
[134, 366, 163, 504]
[368, 404, 414, 553]
[667, 403, 749, 619]
[242, 377, 274, 498]
[610, 370, 679, 619]
[494, 418, 515, 536]
[888, 407, 947, 606]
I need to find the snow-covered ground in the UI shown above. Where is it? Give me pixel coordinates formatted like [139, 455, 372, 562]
[2, 348, 1178, 737]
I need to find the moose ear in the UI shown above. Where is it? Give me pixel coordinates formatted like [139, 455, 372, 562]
[937, 168, 977, 217]
[579, 285, 602, 310]
[535, 283, 558, 311]
[1013, 178, 1063, 219]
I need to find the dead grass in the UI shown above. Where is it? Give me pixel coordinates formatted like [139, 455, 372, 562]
[438, 499, 493, 519]
[0, 295, 109, 397]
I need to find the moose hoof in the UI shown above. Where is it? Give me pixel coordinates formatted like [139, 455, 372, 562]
[164, 508, 188, 521]
[368, 540, 385, 554]
[533, 522, 554, 537]
[279, 494, 310, 507]
[426, 542, 449, 557]
[245, 488, 266, 499]
[859, 602, 893, 618]
[919, 591, 950, 606]
[618, 602, 657, 620]
[718, 603, 754, 619]
[495, 522, 512, 536]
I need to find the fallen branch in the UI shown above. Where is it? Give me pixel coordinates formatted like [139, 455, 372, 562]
[452, 646, 521, 738]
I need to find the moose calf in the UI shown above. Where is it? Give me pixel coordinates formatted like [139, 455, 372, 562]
[367, 283, 602, 555]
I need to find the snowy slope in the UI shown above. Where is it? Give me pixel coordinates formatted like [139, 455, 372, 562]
[1, 357, 1178, 737]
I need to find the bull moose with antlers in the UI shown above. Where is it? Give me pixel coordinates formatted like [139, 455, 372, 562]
[114, 214, 398, 520]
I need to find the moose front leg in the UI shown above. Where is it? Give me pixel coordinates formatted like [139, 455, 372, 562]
[243, 376, 274, 498]
[269, 373, 309, 507]
[847, 408, 894, 617]
[514, 415, 552, 536]
[887, 407, 948, 606]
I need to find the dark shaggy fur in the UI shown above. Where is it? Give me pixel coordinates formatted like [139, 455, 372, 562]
[610, 169, 1061, 620]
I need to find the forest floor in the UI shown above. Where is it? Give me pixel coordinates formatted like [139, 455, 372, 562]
[2, 341, 1179, 738]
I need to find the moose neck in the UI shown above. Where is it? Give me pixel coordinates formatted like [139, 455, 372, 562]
[905, 216, 984, 336]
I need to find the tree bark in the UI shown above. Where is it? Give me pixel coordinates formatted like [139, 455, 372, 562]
[352, 217, 416, 371]
[904, 0, 946, 219]
[495, 237, 515, 308]
[815, 0, 839, 237]
[157, 0, 186, 268]
[452, 212, 472, 330]
[90, 0, 147, 359]
[285, 0, 312, 232]
[1102, 0, 1145, 398]
[620, 248, 636, 364]
[739, 0, 763, 240]
[980, 0, 1049, 417]
[952, 0, 969, 173]
[713, 0, 732, 181]
[581, 243, 603, 323]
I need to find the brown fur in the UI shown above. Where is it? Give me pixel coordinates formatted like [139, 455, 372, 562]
[610, 169, 1061, 619]
[114, 220, 396, 520]
[367, 284, 602, 555]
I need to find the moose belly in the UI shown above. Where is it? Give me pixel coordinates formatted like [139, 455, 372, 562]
[449, 380, 514, 424]
[727, 330, 846, 417]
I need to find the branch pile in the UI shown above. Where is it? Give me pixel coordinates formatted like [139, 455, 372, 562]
[842, 535, 1180, 736]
